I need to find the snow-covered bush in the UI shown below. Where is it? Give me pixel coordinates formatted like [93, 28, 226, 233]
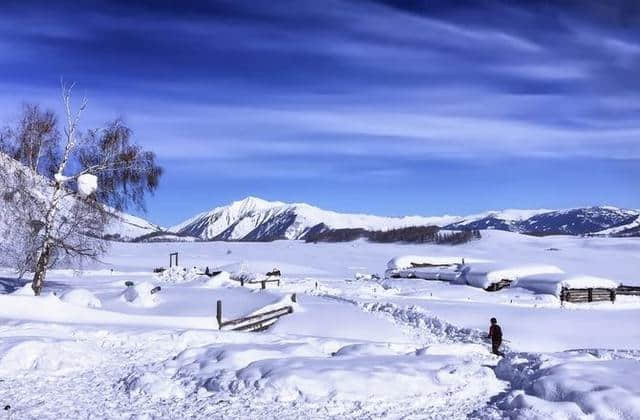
[121, 281, 159, 307]
[61, 288, 102, 308]
[154, 266, 202, 284]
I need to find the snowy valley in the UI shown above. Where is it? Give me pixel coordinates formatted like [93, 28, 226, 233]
[1, 153, 639, 418]
[1, 154, 639, 418]
[0, 230, 639, 419]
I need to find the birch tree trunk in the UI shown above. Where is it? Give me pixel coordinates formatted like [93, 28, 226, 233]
[31, 177, 64, 295]
[31, 85, 86, 296]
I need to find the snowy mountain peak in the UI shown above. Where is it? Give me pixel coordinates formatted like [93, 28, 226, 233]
[229, 196, 283, 211]
[170, 197, 461, 241]
[171, 198, 640, 241]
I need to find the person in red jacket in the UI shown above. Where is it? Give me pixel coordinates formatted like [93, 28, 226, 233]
[488, 317, 504, 356]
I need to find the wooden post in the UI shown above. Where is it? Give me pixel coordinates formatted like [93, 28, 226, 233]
[216, 300, 222, 329]
[277, 279, 280, 287]
[588, 288, 593, 302]
[610, 289, 616, 303]
[261, 280, 266, 290]
[291, 293, 297, 303]
[240, 278, 245, 287]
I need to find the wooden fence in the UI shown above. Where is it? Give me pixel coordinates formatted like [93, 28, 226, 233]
[560, 288, 616, 303]
[216, 294, 296, 332]
[245, 278, 280, 289]
[617, 285, 640, 296]
[208, 268, 282, 289]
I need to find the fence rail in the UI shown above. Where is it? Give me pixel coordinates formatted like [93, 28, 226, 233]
[216, 294, 296, 332]
[246, 278, 281, 289]
[560, 287, 616, 303]
[617, 285, 640, 296]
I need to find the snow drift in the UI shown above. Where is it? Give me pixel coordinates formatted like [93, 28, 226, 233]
[495, 351, 640, 419]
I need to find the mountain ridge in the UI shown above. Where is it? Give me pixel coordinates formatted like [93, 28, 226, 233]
[169, 196, 640, 241]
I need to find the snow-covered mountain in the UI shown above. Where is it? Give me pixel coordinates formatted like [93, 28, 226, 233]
[443, 209, 552, 232]
[445, 206, 639, 236]
[170, 196, 460, 241]
[171, 197, 640, 241]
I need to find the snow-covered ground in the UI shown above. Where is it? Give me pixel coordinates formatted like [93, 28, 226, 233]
[0, 230, 639, 419]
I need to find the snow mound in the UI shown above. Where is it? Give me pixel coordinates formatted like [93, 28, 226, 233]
[173, 342, 323, 375]
[12, 282, 36, 296]
[145, 338, 500, 404]
[406, 265, 469, 283]
[232, 354, 500, 402]
[387, 255, 466, 271]
[0, 338, 104, 375]
[515, 274, 620, 296]
[495, 351, 640, 419]
[123, 371, 186, 400]
[122, 282, 159, 307]
[198, 271, 235, 288]
[465, 264, 564, 289]
[61, 288, 102, 308]
[354, 272, 378, 281]
[333, 343, 404, 357]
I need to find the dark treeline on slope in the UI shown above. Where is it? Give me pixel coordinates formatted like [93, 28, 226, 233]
[130, 231, 195, 243]
[304, 224, 481, 244]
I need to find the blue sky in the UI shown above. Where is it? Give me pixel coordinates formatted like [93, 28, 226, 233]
[1, 0, 639, 225]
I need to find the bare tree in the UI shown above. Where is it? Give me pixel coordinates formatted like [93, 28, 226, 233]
[0, 83, 162, 295]
[0, 103, 60, 176]
[0, 155, 46, 277]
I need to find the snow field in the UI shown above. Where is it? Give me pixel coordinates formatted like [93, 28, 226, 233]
[0, 231, 639, 418]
